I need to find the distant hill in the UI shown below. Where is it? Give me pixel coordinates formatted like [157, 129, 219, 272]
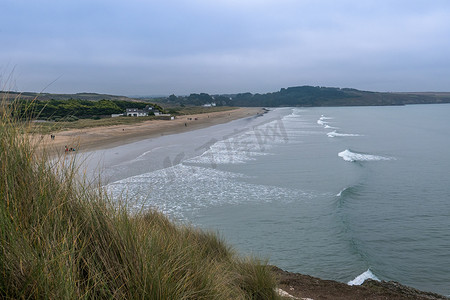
[3, 86, 450, 107]
[0, 91, 141, 102]
[236, 86, 450, 107]
[159, 86, 450, 107]
[0, 91, 163, 120]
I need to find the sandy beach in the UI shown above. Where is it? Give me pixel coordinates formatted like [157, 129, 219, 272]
[43, 107, 263, 154]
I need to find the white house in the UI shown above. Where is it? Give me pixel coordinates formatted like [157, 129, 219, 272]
[126, 105, 154, 117]
[126, 108, 147, 117]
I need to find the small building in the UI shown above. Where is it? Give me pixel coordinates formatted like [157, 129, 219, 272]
[126, 108, 147, 117]
[156, 114, 175, 120]
[126, 105, 153, 117]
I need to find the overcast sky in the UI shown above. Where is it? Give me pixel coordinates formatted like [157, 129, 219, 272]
[1, 0, 450, 96]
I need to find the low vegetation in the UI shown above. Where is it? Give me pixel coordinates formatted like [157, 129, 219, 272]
[12, 98, 164, 120]
[29, 106, 239, 135]
[31, 115, 161, 135]
[165, 106, 237, 115]
[0, 98, 279, 299]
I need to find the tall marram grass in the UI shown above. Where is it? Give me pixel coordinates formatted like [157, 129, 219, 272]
[0, 97, 280, 299]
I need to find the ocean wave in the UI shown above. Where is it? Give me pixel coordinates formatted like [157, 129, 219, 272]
[338, 149, 393, 162]
[327, 130, 361, 138]
[324, 124, 339, 129]
[317, 119, 327, 126]
[335, 185, 362, 198]
[336, 187, 348, 197]
[348, 269, 380, 285]
[187, 149, 269, 165]
[107, 164, 317, 220]
[317, 115, 334, 127]
[187, 118, 289, 165]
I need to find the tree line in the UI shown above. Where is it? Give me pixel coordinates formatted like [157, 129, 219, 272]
[160, 86, 361, 107]
[159, 86, 450, 107]
[15, 99, 163, 121]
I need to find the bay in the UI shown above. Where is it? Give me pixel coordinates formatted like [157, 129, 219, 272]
[93, 104, 450, 296]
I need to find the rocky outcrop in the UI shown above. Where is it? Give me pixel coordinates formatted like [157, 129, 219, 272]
[272, 266, 448, 300]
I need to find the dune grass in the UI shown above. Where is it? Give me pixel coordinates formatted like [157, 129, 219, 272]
[167, 106, 238, 115]
[0, 98, 280, 299]
[31, 115, 161, 135]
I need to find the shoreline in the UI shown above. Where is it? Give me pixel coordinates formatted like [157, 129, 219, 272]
[38, 107, 449, 299]
[41, 107, 263, 155]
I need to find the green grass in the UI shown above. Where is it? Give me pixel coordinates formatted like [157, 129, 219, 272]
[0, 97, 279, 299]
[167, 106, 238, 115]
[31, 106, 239, 135]
[32, 115, 161, 134]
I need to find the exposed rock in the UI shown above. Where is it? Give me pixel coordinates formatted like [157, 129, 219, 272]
[271, 266, 448, 300]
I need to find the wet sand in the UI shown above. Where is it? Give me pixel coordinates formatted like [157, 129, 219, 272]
[42, 107, 262, 155]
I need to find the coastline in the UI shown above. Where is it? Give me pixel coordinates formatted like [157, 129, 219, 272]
[39, 107, 449, 299]
[42, 107, 263, 155]
[37, 108, 448, 300]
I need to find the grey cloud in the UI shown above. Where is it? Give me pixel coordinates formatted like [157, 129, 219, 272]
[2, 0, 450, 94]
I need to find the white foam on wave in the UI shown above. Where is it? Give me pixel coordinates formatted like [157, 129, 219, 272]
[336, 187, 346, 197]
[283, 108, 303, 119]
[348, 269, 380, 285]
[324, 124, 339, 129]
[187, 118, 288, 165]
[338, 149, 393, 162]
[187, 147, 268, 165]
[107, 164, 316, 220]
[327, 130, 361, 138]
[317, 115, 334, 127]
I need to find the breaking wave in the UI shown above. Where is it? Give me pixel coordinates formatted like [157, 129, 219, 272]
[336, 186, 358, 197]
[348, 269, 380, 285]
[187, 118, 288, 165]
[320, 115, 333, 120]
[107, 164, 317, 221]
[327, 130, 361, 138]
[317, 115, 333, 126]
[338, 149, 393, 162]
[317, 119, 326, 126]
[324, 124, 339, 129]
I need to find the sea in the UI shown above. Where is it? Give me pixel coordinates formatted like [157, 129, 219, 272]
[84, 104, 450, 296]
